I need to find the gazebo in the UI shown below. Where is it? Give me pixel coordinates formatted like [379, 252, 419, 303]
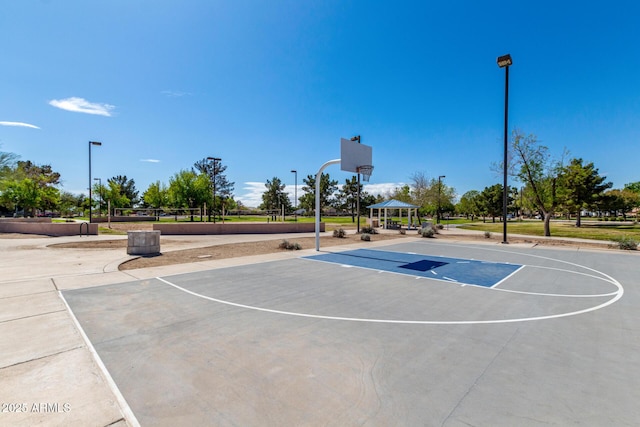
[367, 199, 420, 230]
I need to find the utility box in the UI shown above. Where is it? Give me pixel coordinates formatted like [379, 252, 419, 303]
[127, 230, 161, 255]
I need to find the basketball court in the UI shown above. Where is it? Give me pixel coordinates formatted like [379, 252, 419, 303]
[61, 239, 639, 426]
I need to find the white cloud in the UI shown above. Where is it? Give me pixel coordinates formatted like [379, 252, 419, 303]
[363, 182, 406, 197]
[161, 90, 191, 98]
[49, 97, 115, 116]
[0, 121, 40, 129]
[140, 159, 160, 163]
[237, 182, 265, 208]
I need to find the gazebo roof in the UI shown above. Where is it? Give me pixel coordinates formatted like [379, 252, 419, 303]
[367, 199, 420, 209]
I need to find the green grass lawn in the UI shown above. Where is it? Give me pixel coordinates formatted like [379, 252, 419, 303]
[459, 220, 640, 242]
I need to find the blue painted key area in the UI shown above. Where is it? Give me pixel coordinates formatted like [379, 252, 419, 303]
[305, 249, 522, 288]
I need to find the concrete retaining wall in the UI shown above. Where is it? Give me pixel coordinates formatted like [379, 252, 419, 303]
[0, 217, 51, 223]
[0, 221, 99, 236]
[153, 222, 323, 235]
[92, 216, 157, 223]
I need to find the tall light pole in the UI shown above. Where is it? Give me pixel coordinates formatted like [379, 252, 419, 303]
[437, 175, 445, 224]
[88, 141, 102, 223]
[351, 135, 362, 233]
[497, 53, 512, 244]
[93, 177, 102, 217]
[207, 157, 221, 223]
[291, 169, 297, 221]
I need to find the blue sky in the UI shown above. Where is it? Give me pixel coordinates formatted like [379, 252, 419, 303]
[1, 1, 639, 207]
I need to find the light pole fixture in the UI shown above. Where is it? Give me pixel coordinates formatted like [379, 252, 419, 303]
[350, 135, 362, 233]
[437, 175, 445, 224]
[291, 169, 297, 222]
[207, 157, 221, 223]
[497, 53, 512, 244]
[93, 177, 102, 217]
[88, 141, 102, 223]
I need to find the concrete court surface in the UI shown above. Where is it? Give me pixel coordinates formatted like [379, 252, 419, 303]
[61, 239, 639, 426]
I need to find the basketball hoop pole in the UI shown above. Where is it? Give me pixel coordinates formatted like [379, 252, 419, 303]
[315, 159, 341, 251]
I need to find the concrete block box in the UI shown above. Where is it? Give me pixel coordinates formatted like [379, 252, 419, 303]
[127, 230, 161, 255]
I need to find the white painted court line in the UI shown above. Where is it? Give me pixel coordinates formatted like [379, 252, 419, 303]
[58, 292, 141, 427]
[492, 264, 526, 288]
[156, 249, 624, 325]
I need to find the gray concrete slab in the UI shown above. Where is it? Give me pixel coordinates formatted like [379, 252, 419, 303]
[0, 347, 129, 426]
[0, 310, 82, 368]
[61, 240, 640, 426]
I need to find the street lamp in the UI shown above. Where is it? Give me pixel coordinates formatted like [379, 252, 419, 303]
[437, 175, 446, 224]
[93, 177, 102, 217]
[497, 53, 512, 244]
[291, 170, 297, 221]
[207, 157, 221, 223]
[350, 135, 362, 233]
[88, 141, 102, 223]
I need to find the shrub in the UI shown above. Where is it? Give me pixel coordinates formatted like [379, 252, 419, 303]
[613, 236, 638, 250]
[421, 227, 435, 238]
[333, 228, 346, 238]
[484, 231, 492, 239]
[361, 233, 371, 241]
[361, 226, 378, 234]
[279, 240, 302, 250]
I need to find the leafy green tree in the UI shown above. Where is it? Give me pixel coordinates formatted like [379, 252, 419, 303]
[0, 161, 62, 216]
[601, 189, 640, 220]
[480, 184, 505, 222]
[457, 190, 482, 220]
[558, 158, 612, 226]
[142, 181, 170, 209]
[107, 175, 139, 206]
[625, 181, 640, 194]
[509, 130, 564, 236]
[168, 170, 210, 221]
[299, 173, 338, 216]
[409, 172, 455, 219]
[103, 181, 131, 212]
[260, 176, 292, 212]
[58, 191, 85, 217]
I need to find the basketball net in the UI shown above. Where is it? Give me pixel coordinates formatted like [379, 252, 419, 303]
[357, 165, 374, 182]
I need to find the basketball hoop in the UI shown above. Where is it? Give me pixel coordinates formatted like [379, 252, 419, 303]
[357, 165, 374, 182]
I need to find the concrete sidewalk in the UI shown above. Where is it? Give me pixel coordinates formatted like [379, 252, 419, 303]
[0, 227, 619, 426]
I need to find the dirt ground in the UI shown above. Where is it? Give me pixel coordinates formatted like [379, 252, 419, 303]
[36, 222, 620, 271]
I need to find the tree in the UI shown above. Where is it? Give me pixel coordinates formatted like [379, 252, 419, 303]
[558, 158, 612, 226]
[107, 175, 139, 206]
[58, 191, 85, 217]
[509, 130, 564, 236]
[409, 172, 455, 219]
[142, 181, 169, 210]
[336, 176, 361, 221]
[260, 176, 292, 212]
[0, 161, 62, 216]
[168, 170, 210, 221]
[480, 184, 505, 223]
[601, 189, 640, 220]
[194, 158, 235, 219]
[299, 173, 338, 215]
[457, 190, 482, 220]
[0, 147, 19, 184]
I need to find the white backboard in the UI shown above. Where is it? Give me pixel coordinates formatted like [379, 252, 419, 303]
[340, 138, 373, 173]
